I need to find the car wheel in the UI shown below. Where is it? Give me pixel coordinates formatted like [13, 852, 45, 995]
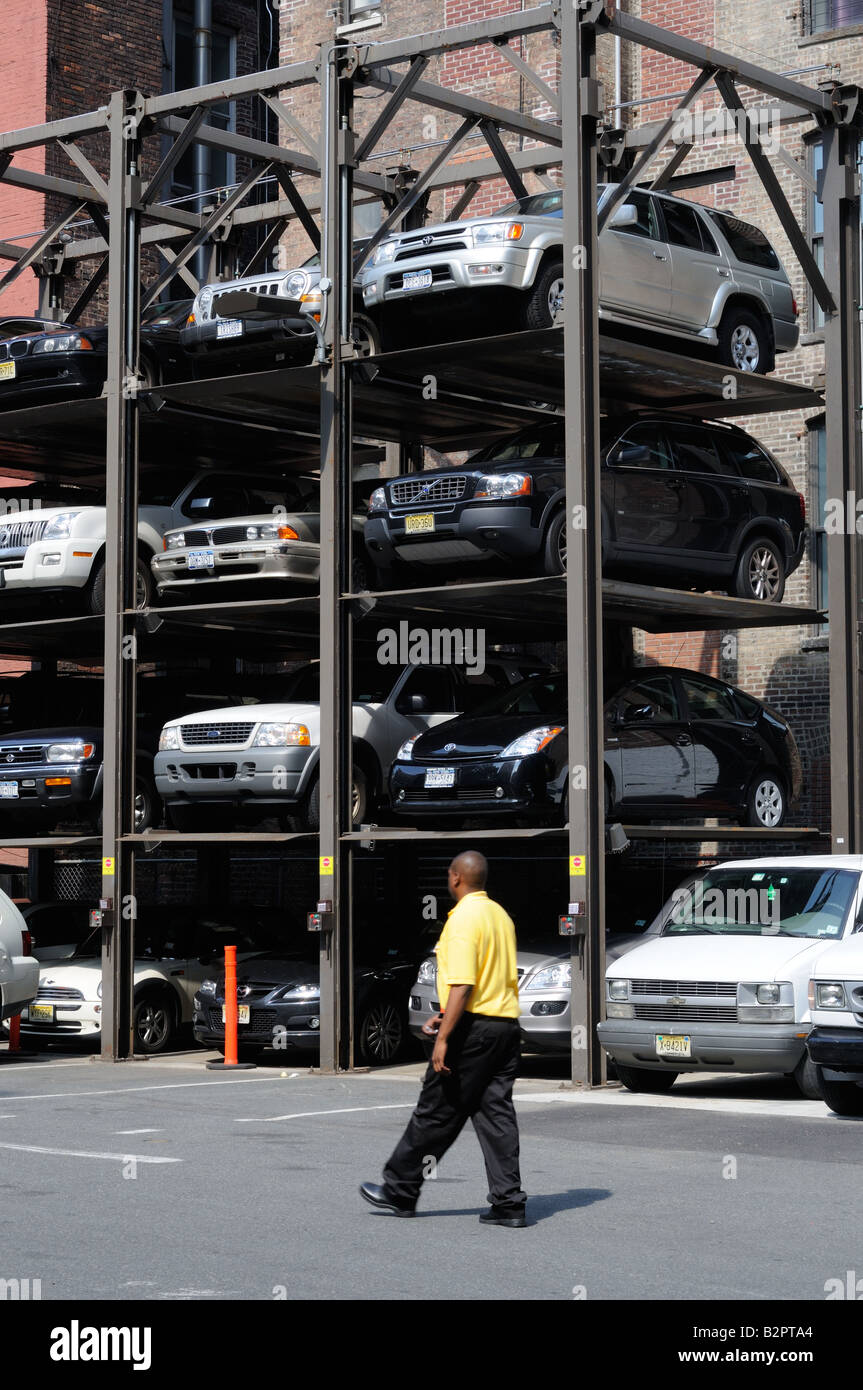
[134, 772, 159, 832]
[87, 557, 153, 614]
[133, 993, 175, 1054]
[745, 773, 786, 828]
[351, 554, 372, 592]
[732, 535, 785, 603]
[717, 306, 773, 374]
[352, 313, 382, 357]
[302, 764, 368, 831]
[522, 258, 565, 331]
[357, 998, 405, 1066]
[542, 510, 567, 575]
[140, 355, 162, 389]
[614, 1064, 678, 1093]
[814, 1068, 863, 1115]
[793, 1054, 823, 1100]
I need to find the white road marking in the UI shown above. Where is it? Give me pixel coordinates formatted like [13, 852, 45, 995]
[114, 1128, 163, 1135]
[0, 1141, 181, 1164]
[0, 1076, 287, 1103]
[0, 1059, 94, 1074]
[235, 1102, 417, 1123]
[515, 1090, 833, 1119]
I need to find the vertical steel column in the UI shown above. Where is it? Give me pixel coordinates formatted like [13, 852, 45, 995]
[823, 113, 863, 854]
[100, 91, 142, 1060]
[561, 3, 605, 1086]
[318, 42, 354, 1071]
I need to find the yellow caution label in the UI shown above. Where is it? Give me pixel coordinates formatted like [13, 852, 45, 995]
[569, 854, 586, 876]
[319, 855, 334, 875]
[102, 857, 115, 876]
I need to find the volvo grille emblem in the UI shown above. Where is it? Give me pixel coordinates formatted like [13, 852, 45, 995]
[667, 996, 686, 1007]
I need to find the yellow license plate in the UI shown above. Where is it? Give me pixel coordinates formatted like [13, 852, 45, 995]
[655, 1033, 691, 1059]
[222, 1004, 250, 1024]
[405, 513, 435, 534]
[0, 362, 16, 381]
[29, 1003, 55, 1021]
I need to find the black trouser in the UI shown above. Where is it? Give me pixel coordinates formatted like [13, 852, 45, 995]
[383, 1013, 526, 1214]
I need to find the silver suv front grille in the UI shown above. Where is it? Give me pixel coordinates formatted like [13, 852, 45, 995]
[180, 722, 256, 747]
[390, 477, 467, 505]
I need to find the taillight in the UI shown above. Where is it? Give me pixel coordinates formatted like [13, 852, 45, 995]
[797, 491, 806, 524]
[21, 929, 32, 956]
[791, 295, 798, 318]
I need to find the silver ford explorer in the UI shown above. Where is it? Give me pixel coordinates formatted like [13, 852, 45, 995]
[361, 184, 798, 373]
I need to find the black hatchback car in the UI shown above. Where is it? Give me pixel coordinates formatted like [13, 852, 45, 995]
[365, 416, 806, 602]
[390, 666, 802, 828]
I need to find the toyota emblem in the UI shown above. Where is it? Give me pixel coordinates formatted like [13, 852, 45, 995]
[5, 753, 13, 763]
[444, 743, 456, 753]
[422, 234, 433, 246]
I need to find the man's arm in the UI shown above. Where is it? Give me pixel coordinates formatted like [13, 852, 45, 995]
[431, 983, 472, 1074]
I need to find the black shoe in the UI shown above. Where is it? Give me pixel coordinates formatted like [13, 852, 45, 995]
[479, 1207, 526, 1228]
[359, 1182, 416, 1217]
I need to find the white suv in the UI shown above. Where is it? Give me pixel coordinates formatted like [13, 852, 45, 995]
[0, 894, 39, 1028]
[807, 935, 863, 1115]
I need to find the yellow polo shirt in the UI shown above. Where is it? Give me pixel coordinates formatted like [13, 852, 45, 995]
[435, 891, 519, 1019]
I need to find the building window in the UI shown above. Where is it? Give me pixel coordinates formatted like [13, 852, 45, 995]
[171, 15, 237, 197]
[809, 139, 825, 332]
[806, 0, 863, 31]
[810, 416, 828, 627]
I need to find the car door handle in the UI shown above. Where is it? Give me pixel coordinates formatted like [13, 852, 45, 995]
[675, 735, 692, 747]
[716, 268, 731, 277]
[653, 252, 667, 261]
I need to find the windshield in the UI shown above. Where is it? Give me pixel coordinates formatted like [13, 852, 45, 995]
[494, 190, 562, 218]
[464, 671, 565, 720]
[662, 867, 858, 939]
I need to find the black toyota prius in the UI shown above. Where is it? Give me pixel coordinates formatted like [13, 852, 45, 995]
[389, 666, 802, 828]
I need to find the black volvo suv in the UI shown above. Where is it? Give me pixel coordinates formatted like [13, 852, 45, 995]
[365, 416, 807, 602]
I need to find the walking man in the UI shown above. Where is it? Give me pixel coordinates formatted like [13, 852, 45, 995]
[360, 850, 527, 1226]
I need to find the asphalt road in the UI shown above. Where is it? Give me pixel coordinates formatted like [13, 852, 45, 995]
[0, 1046, 861, 1302]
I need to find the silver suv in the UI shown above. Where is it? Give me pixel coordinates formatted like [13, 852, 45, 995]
[361, 185, 798, 374]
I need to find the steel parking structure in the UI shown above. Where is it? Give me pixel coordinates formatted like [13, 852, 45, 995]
[0, 1, 859, 1082]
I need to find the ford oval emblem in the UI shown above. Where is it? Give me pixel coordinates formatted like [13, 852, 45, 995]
[207, 729, 220, 739]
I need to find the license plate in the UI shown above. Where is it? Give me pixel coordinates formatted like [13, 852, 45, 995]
[424, 767, 455, 789]
[405, 513, 435, 535]
[216, 319, 243, 339]
[0, 362, 16, 381]
[187, 550, 215, 570]
[222, 1004, 250, 1024]
[0, 782, 19, 798]
[403, 269, 433, 291]
[29, 1003, 55, 1022]
[655, 1033, 691, 1059]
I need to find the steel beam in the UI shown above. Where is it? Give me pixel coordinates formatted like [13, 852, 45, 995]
[154, 243, 200, 296]
[58, 140, 111, 204]
[561, 1, 605, 1089]
[317, 42, 353, 1073]
[65, 254, 109, 322]
[354, 56, 430, 164]
[448, 179, 480, 220]
[479, 119, 528, 201]
[356, 5, 556, 69]
[494, 38, 561, 117]
[361, 67, 561, 147]
[241, 217, 290, 277]
[273, 168, 321, 252]
[714, 72, 836, 315]
[142, 59, 319, 120]
[606, 9, 832, 116]
[0, 203, 86, 295]
[822, 120, 863, 853]
[141, 106, 207, 205]
[100, 91, 142, 1062]
[0, 109, 108, 155]
[260, 94, 320, 163]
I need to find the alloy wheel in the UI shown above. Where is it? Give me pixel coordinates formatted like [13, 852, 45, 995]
[135, 1000, 170, 1050]
[730, 324, 760, 372]
[547, 277, 565, 321]
[361, 1002, 402, 1063]
[753, 779, 783, 827]
[747, 545, 781, 600]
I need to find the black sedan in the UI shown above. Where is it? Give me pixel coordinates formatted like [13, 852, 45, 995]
[193, 943, 420, 1066]
[365, 414, 806, 602]
[0, 298, 193, 409]
[389, 666, 802, 828]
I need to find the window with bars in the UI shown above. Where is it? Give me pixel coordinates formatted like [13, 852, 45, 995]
[806, 0, 863, 32]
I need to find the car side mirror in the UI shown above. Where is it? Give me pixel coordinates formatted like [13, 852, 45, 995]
[622, 703, 654, 723]
[188, 497, 213, 515]
[408, 694, 431, 713]
[612, 444, 651, 467]
[609, 203, 639, 230]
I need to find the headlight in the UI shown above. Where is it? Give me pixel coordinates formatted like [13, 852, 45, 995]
[396, 734, 420, 761]
[470, 221, 524, 245]
[159, 726, 181, 751]
[523, 962, 571, 991]
[815, 981, 847, 1009]
[474, 473, 531, 499]
[260, 523, 299, 541]
[285, 271, 308, 298]
[199, 979, 217, 996]
[608, 979, 629, 1001]
[253, 723, 311, 747]
[278, 983, 320, 1000]
[96, 981, 102, 999]
[500, 726, 563, 758]
[199, 287, 213, 314]
[32, 334, 94, 353]
[42, 512, 81, 540]
[46, 740, 95, 762]
[368, 487, 387, 514]
[372, 240, 398, 266]
[416, 957, 437, 986]
[756, 983, 781, 1005]
[165, 532, 186, 551]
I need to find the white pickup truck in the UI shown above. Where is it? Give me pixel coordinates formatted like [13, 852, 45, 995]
[155, 657, 538, 831]
[598, 855, 863, 1098]
[0, 466, 309, 612]
[806, 934, 863, 1115]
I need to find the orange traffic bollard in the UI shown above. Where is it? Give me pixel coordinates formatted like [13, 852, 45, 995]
[8, 1013, 20, 1053]
[206, 944, 256, 1071]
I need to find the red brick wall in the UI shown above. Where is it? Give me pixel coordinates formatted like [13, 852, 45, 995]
[0, 1, 48, 316]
